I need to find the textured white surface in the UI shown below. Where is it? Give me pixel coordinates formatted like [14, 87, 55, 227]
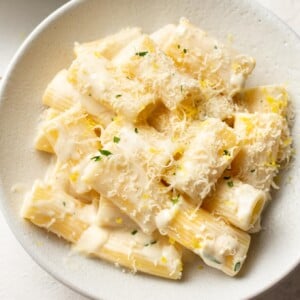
[0, 1, 299, 299]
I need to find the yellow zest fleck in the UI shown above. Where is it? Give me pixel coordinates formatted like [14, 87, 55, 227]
[264, 160, 280, 168]
[192, 238, 202, 249]
[67, 68, 78, 85]
[85, 116, 98, 130]
[161, 256, 168, 264]
[69, 172, 79, 182]
[231, 62, 241, 73]
[143, 37, 155, 53]
[115, 217, 123, 224]
[94, 51, 102, 58]
[168, 237, 175, 245]
[266, 95, 287, 114]
[283, 137, 292, 146]
[149, 147, 160, 154]
[151, 61, 159, 70]
[199, 79, 210, 89]
[240, 116, 254, 135]
[224, 200, 235, 207]
[142, 193, 150, 200]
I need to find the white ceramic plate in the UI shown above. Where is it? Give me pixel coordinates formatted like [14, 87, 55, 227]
[0, 0, 299, 299]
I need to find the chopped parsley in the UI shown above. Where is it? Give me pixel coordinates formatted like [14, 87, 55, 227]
[223, 176, 231, 180]
[180, 85, 183, 93]
[223, 149, 230, 156]
[183, 48, 187, 54]
[115, 94, 122, 98]
[234, 261, 241, 272]
[135, 51, 148, 57]
[214, 45, 218, 49]
[177, 44, 181, 49]
[171, 195, 180, 204]
[88, 93, 92, 97]
[113, 136, 120, 143]
[99, 149, 112, 156]
[250, 169, 256, 173]
[134, 127, 139, 134]
[91, 155, 102, 161]
[144, 240, 157, 247]
[131, 229, 138, 235]
[62, 201, 66, 207]
[227, 180, 234, 187]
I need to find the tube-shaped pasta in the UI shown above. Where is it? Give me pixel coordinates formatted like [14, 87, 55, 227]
[151, 18, 255, 98]
[43, 69, 114, 126]
[34, 107, 100, 162]
[68, 53, 156, 122]
[234, 85, 292, 163]
[166, 201, 251, 276]
[234, 85, 289, 117]
[232, 113, 284, 191]
[166, 118, 240, 205]
[202, 178, 267, 231]
[74, 27, 142, 59]
[22, 181, 182, 280]
[112, 35, 202, 111]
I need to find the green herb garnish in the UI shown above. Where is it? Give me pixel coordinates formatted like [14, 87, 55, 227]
[234, 262, 241, 272]
[134, 127, 139, 134]
[227, 180, 234, 187]
[135, 51, 148, 57]
[91, 155, 102, 161]
[131, 229, 138, 235]
[113, 136, 120, 143]
[99, 149, 112, 156]
[171, 195, 180, 204]
[214, 45, 218, 49]
[63, 201, 66, 207]
[180, 85, 183, 93]
[183, 48, 187, 54]
[115, 94, 122, 98]
[144, 240, 157, 247]
[177, 44, 181, 49]
[223, 149, 230, 155]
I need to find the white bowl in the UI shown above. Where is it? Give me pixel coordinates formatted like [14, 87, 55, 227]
[0, 0, 299, 299]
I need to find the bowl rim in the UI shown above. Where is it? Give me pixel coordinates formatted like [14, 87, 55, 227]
[0, 0, 299, 299]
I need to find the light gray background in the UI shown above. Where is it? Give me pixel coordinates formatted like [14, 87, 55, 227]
[0, 0, 299, 299]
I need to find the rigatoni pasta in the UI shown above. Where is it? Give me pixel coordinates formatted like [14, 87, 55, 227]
[22, 18, 292, 279]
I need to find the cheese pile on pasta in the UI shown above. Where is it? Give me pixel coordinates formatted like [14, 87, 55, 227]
[22, 18, 292, 279]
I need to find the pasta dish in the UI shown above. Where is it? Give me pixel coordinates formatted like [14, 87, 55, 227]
[21, 18, 292, 279]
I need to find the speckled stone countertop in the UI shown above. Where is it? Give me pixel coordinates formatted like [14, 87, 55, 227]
[0, 1, 299, 299]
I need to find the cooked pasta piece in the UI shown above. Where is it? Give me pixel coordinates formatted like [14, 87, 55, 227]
[43, 69, 114, 126]
[202, 178, 267, 231]
[34, 106, 100, 162]
[231, 113, 284, 191]
[112, 35, 202, 110]
[234, 85, 293, 163]
[68, 53, 156, 122]
[166, 200, 251, 276]
[234, 85, 289, 117]
[166, 118, 240, 205]
[74, 27, 142, 59]
[22, 181, 182, 279]
[151, 18, 255, 99]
